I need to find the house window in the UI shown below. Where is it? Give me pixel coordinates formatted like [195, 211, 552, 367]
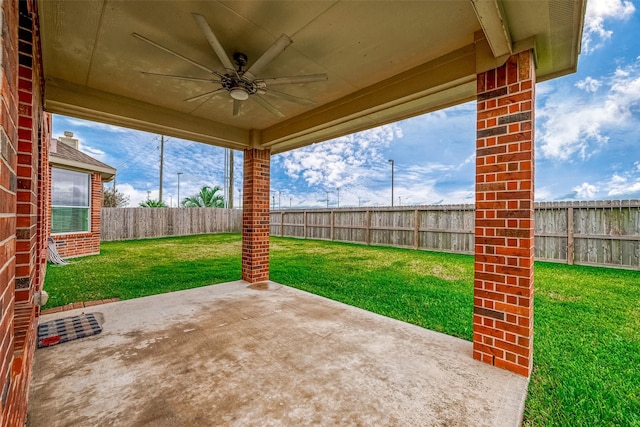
[51, 168, 91, 234]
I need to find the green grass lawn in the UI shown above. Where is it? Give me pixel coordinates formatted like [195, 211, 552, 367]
[44, 234, 640, 426]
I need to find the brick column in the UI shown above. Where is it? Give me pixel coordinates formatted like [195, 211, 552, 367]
[1, 1, 49, 424]
[474, 50, 535, 377]
[242, 148, 270, 283]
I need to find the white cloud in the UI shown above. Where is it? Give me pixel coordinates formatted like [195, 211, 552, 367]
[582, 0, 635, 54]
[276, 124, 403, 189]
[573, 182, 598, 199]
[575, 76, 602, 92]
[57, 117, 132, 134]
[534, 187, 554, 202]
[116, 183, 158, 207]
[606, 173, 640, 196]
[538, 59, 640, 160]
[78, 143, 107, 162]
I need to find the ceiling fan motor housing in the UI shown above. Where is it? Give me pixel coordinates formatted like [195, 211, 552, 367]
[221, 74, 258, 100]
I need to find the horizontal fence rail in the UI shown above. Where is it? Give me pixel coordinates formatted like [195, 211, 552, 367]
[101, 208, 242, 241]
[271, 200, 640, 270]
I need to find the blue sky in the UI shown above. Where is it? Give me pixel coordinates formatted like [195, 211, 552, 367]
[53, 0, 640, 208]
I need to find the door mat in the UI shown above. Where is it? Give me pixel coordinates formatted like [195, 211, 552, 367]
[37, 313, 104, 348]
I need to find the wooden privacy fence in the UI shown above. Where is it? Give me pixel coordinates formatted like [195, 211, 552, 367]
[270, 200, 640, 270]
[101, 208, 242, 241]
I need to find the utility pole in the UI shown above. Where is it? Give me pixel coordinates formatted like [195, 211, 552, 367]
[159, 135, 165, 202]
[337, 187, 340, 208]
[325, 190, 329, 208]
[388, 159, 395, 207]
[278, 191, 281, 209]
[228, 150, 234, 209]
[238, 189, 242, 209]
[177, 172, 183, 206]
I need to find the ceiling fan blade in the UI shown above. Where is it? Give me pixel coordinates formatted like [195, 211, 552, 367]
[141, 71, 220, 83]
[192, 13, 235, 72]
[233, 99, 242, 116]
[184, 88, 226, 103]
[132, 32, 216, 74]
[243, 34, 292, 80]
[260, 74, 328, 86]
[265, 89, 316, 106]
[253, 95, 285, 117]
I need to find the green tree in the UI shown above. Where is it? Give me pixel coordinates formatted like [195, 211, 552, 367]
[181, 185, 225, 208]
[103, 187, 130, 207]
[139, 199, 168, 208]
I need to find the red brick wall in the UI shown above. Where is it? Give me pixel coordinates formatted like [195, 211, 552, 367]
[0, 0, 49, 424]
[474, 50, 535, 377]
[242, 148, 270, 283]
[52, 172, 103, 258]
[0, 0, 20, 422]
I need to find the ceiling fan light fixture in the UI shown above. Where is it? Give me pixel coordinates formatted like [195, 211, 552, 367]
[230, 87, 249, 101]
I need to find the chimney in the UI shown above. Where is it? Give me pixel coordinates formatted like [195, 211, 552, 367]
[49, 137, 58, 154]
[59, 131, 79, 149]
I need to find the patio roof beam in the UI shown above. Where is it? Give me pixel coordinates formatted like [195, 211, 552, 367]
[470, 0, 513, 58]
[262, 44, 478, 154]
[44, 78, 252, 151]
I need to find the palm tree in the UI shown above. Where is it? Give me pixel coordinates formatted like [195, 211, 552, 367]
[139, 199, 167, 208]
[181, 185, 225, 208]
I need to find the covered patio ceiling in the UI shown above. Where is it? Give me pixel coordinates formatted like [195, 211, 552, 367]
[38, 0, 584, 154]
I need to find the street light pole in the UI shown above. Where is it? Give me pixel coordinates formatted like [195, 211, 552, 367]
[388, 159, 395, 207]
[177, 172, 183, 207]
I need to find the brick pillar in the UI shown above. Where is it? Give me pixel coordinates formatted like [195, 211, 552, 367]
[0, 0, 20, 422]
[474, 50, 535, 377]
[242, 148, 270, 283]
[0, 0, 48, 424]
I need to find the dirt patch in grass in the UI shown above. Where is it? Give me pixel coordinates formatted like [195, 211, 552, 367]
[405, 260, 467, 281]
[150, 240, 241, 261]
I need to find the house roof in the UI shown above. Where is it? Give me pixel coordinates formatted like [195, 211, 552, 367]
[38, 1, 586, 154]
[50, 139, 116, 181]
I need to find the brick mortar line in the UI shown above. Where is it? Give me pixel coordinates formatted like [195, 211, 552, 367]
[40, 298, 120, 315]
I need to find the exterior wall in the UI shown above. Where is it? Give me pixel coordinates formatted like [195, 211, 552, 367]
[473, 50, 535, 377]
[0, 0, 49, 425]
[51, 172, 103, 258]
[0, 0, 20, 422]
[242, 148, 270, 283]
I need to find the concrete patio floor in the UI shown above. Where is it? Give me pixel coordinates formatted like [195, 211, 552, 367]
[28, 281, 529, 426]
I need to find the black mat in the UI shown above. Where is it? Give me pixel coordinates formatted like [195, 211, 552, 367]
[37, 313, 103, 348]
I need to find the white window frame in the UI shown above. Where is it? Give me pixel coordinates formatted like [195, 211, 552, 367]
[51, 168, 91, 235]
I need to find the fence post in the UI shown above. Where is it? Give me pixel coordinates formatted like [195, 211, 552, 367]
[280, 211, 284, 237]
[330, 210, 335, 241]
[303, 211, 307, 239]
[365, 209, 371, 245]
[413, 209, 419, 250]
[567, 207, 574, 265]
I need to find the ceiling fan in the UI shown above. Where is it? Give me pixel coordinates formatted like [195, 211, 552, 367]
[132, 13, 328, 117]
